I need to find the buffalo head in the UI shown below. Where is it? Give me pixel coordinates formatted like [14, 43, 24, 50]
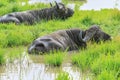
[52, 1, 74, 19]
[79, 25, 111, 43]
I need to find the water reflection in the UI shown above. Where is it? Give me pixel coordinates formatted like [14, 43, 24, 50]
[29, 0, 62, 5]
[22, 0, 120, 10]
[21, 0, 62, 6]
[80, 0, 120, 10]
[0, 52, 92, 80]
[67, 3, 75, 10]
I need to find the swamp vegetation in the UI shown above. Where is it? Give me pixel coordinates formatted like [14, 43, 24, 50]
[0, 0, 120, 80]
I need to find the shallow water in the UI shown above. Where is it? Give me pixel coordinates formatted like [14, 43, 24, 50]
[0, 52, 92, 80]
[29, 0, 61, 5]
[21, 0, 62, 6]
[22, 0, 120, 10]
[80, 0, 120, 10]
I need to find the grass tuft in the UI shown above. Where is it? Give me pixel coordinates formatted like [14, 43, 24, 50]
[44, 51, 65, 67]
[72, 36, 120, 79]
[0, 1, 120, 79]
[56, 72, 70, 80]
[96, 70, 115, 80]
[0, 48, 5, 64]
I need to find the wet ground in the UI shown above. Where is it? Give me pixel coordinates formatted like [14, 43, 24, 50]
[0, 52, 92, 80]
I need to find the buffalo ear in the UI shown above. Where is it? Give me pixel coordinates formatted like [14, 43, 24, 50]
[79, 31, 84, 42]
[50, 2, 52, 7]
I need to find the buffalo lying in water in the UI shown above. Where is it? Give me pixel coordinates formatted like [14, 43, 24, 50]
[28, 25, 111, 54]
[0, 2, 74, 25]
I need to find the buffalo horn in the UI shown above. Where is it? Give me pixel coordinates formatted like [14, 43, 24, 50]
[55, 1, 59, 8]
[50, 2, 53, 7]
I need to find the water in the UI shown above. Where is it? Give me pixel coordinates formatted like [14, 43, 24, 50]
[0, 52, 92, 80]
[21, 0, 61, 6]
[2, 0, 119, 79]
[67, 3, 75, 10]
[80, 0, 120, 10]
[21, 0, 120, 10]
[21, 0, 62, 6]
[29, 0, 62, 4]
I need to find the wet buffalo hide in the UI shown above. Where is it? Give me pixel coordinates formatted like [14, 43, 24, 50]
[28, 25, 111, 54]
[28, 29, 86, 54]
[0, 2, 74, 25]
[82, 25, 111, 43]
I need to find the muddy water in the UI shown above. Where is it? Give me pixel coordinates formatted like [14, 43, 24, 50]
[22, 0, 120, 10]
[0, 52, 92, 80]
[80, 0, 120, 10]
[28, 0, 62, 5]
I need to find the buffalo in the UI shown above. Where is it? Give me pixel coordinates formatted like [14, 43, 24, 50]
[28, 25, 111, 54]
[0, 2, 74, 25]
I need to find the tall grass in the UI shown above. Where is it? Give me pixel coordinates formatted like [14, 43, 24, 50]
[44, 51, 65, 67]
[6, 47, 25, 62]
[91, 53, 120, 74]
[96, 70, 116, 80]
[0, 48, 5, 64]
[0, 0, 120, 79]
[72, 36, 120, 79]
[56, 72, 70, 80]
[0, 9, 120, 47]
[0, 9, 120, 48]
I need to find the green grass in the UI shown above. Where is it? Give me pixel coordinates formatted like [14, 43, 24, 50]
[91, 52, 120, 75]
[0, 0, 120, 80]
[71, 37, 120, 79]
[0, 48, 5, 64]
[0, 8, 120, 48]
[0, 46, 25, 63]
[55, 72, 70, 80]
[6, 46, 25, 62]
[96, 70, 116, 80]
[44, 51, 65, 67]
[0, 9, 120, 48]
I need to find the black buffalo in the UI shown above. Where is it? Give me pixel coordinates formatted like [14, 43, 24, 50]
[28, 25, 111, 54]
[0, 2, 74, 25]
